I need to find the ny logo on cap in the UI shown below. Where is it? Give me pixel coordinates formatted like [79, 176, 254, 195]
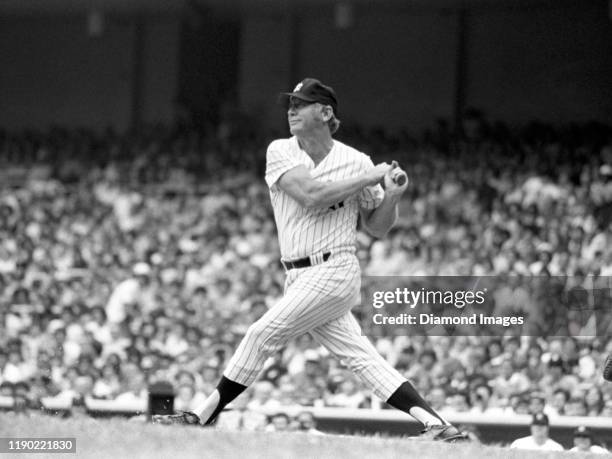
[294, 82, 304, 92]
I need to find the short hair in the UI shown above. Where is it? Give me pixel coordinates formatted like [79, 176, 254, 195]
[317, 103, 341, 134]
[328, 113, 341, 135]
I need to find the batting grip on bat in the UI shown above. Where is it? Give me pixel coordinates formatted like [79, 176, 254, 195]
[390, 161, 408, 186]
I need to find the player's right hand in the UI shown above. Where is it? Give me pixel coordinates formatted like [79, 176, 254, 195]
[367, 162, 392, 186]
[384, 161, 409, 195]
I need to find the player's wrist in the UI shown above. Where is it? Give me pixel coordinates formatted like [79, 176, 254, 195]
[365, 171, 383, 187]
[385, 188, 404, 199]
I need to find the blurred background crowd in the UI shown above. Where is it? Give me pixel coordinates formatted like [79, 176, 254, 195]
[1, 113, 612, 429]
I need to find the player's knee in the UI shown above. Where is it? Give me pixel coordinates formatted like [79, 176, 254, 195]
[344, 356, 370, 375]
[244, 319, 277, 347]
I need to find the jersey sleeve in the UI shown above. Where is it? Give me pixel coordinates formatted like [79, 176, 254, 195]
[265, 141, 301, 189]
[358, 154, 384, 209]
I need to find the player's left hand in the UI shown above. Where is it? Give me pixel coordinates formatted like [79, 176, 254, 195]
[384, 160, 409, 195]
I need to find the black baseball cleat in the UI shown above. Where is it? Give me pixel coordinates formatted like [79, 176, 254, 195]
[417, 424, 469, 442]
[152, 411, 202, 426]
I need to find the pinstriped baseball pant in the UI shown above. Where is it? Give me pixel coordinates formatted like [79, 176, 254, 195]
[224, 253, 406, 401]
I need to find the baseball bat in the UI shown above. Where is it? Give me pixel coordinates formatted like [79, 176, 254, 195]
[391, 161, 407, 186]
[394, 173, 407, 186]
[604, 354, 612, 381]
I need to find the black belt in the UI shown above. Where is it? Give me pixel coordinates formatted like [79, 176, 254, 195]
[282, 252, 331, 270]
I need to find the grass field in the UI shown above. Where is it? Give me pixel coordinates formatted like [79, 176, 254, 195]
[0, 413, 598, 459]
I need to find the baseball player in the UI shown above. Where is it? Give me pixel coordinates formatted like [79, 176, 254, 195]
[570, 426, 609, 454]
[154, 78, 465, 441]
[509, 413, 564, 451]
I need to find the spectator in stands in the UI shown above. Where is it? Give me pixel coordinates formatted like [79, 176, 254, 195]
[115, 367, 147, 403]
[2, 348, 32, 383]
[0, 381, 13, 397]
[275, 381, 299, 408]
[470, 384, 502, 414]
[294, 411, 323, 435]
[295, 385, 325, 408]
[84, 306, 111, 345]
[549, 389, 569, 417]
[427, 387, 447, 412]
[174, 382, 206, 412]
[265, 412, 292, 432]
[92, 363, 122, 400]
[55, 373, 95, 406]
[216, 393, 267, 431]
[105, 263, 155, 325]
[2, 120, 612, 424]
[291, 351, 327, 394]
[570, 426, 609, 454]
[564, 397, 588, 417]
[510, 413, 564, 451]
[585, 387, 604, 416]
[528, 393, 548, 416]
[324, 375, 366, 409]
[447, 392, 471, 413]
[489, 358, 530, 405]
[448, 367, 470, 395]
[247, 381, 281, 411]
[29, 374, 60, 401]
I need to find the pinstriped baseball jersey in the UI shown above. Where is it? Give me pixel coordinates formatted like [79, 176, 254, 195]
[265, 136, 384, 260]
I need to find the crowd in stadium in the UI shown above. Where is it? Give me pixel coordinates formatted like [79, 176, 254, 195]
[1, 114, 612, 429]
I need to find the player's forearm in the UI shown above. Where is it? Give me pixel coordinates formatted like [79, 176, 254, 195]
[305, 174, 373, 209]
[362, 193, 401, 238]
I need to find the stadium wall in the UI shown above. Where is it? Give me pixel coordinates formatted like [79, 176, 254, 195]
[238, 0, 612, 131]
[1, 1, 610, 132]
[466, 1, 612, 126]
[0, 14, 179, 131]
[238, 8, 458, 132]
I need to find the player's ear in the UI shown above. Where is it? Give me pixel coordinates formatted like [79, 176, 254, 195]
[320, 105, 332, 121]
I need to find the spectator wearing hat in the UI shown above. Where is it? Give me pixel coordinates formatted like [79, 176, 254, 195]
[510, 413, 564, 451]
[570, 426, 609, 454]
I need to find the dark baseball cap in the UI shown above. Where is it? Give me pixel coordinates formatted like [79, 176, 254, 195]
[531, 413, 549, 426]
[281, 78, 338, 115]
[574, 426, 592, 438]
